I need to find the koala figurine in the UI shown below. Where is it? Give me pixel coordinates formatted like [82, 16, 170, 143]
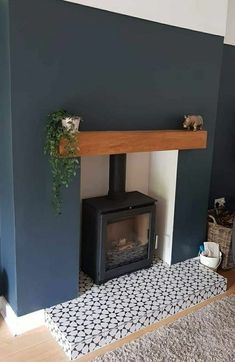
[183, 115, 203, 131]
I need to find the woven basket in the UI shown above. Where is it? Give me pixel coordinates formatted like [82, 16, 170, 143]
[207, 215, 234, 270]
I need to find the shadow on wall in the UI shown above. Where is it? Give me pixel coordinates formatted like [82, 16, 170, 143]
[0, 269, 8, 298]
[209, 45, 235, 211]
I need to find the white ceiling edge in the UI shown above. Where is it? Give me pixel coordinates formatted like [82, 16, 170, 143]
[224, 0, 235, 46]
[64, 0, 228, 37]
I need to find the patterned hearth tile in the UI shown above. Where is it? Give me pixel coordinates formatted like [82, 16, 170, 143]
[45, 257, 227, 360]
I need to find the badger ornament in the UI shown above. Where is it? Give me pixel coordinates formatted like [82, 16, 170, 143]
[183, 114, 203, 131]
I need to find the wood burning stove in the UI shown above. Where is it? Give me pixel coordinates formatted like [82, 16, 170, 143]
[81, 154, 156, 284]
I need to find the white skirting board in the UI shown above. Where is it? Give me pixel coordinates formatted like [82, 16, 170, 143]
[0, 296, 44, 335]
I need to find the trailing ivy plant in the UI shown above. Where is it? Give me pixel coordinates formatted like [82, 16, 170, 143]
[44, 109, 80, 215]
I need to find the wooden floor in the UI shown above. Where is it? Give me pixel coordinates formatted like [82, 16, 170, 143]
[0, 268, 234, 362]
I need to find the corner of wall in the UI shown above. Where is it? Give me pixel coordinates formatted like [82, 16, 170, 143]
[0, 0, 17, 311]
[148, 150, 178, 265]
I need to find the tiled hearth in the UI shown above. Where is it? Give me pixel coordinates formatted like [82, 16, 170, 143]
[45, 258, 227, 360]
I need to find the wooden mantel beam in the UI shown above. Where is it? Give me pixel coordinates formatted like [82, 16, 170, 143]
[59, 130, 207, 157]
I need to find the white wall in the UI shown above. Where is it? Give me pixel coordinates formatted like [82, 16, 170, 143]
[81, 155, 109, 199]
[65, 0, 228, 36]
[126, 153, 150, 195]
[224, 0, 235, 46]
[81, 153, 150, 199]
[148, 151, 178, 265]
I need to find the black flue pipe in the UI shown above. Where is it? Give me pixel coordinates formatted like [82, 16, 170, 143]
[108, 154, 126, 199]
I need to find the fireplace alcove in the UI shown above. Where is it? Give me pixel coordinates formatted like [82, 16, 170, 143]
[60, 129, 207, 283]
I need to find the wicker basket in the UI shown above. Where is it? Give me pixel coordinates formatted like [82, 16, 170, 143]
[207, 215, 234, 270]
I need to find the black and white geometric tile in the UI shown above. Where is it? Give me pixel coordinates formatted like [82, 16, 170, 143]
[45, 258, 227, 360]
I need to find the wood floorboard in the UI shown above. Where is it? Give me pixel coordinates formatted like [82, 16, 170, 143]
[0, 268, 234, 362]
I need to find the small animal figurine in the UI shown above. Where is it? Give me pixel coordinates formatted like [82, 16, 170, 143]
[183, 114, 203, 131]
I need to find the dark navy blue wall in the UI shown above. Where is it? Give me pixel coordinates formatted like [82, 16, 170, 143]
[8, 0, 81, 315]
[0, 0, 17, 311]
[1, 0, 224, 314]
[171, 37, 224, 262]
[210, 44, 235, 211]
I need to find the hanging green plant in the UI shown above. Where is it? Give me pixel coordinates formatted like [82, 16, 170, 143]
[44, 109, 81, 215]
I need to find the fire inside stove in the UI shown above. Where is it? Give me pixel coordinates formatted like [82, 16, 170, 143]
[106, 213, 150, 270]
